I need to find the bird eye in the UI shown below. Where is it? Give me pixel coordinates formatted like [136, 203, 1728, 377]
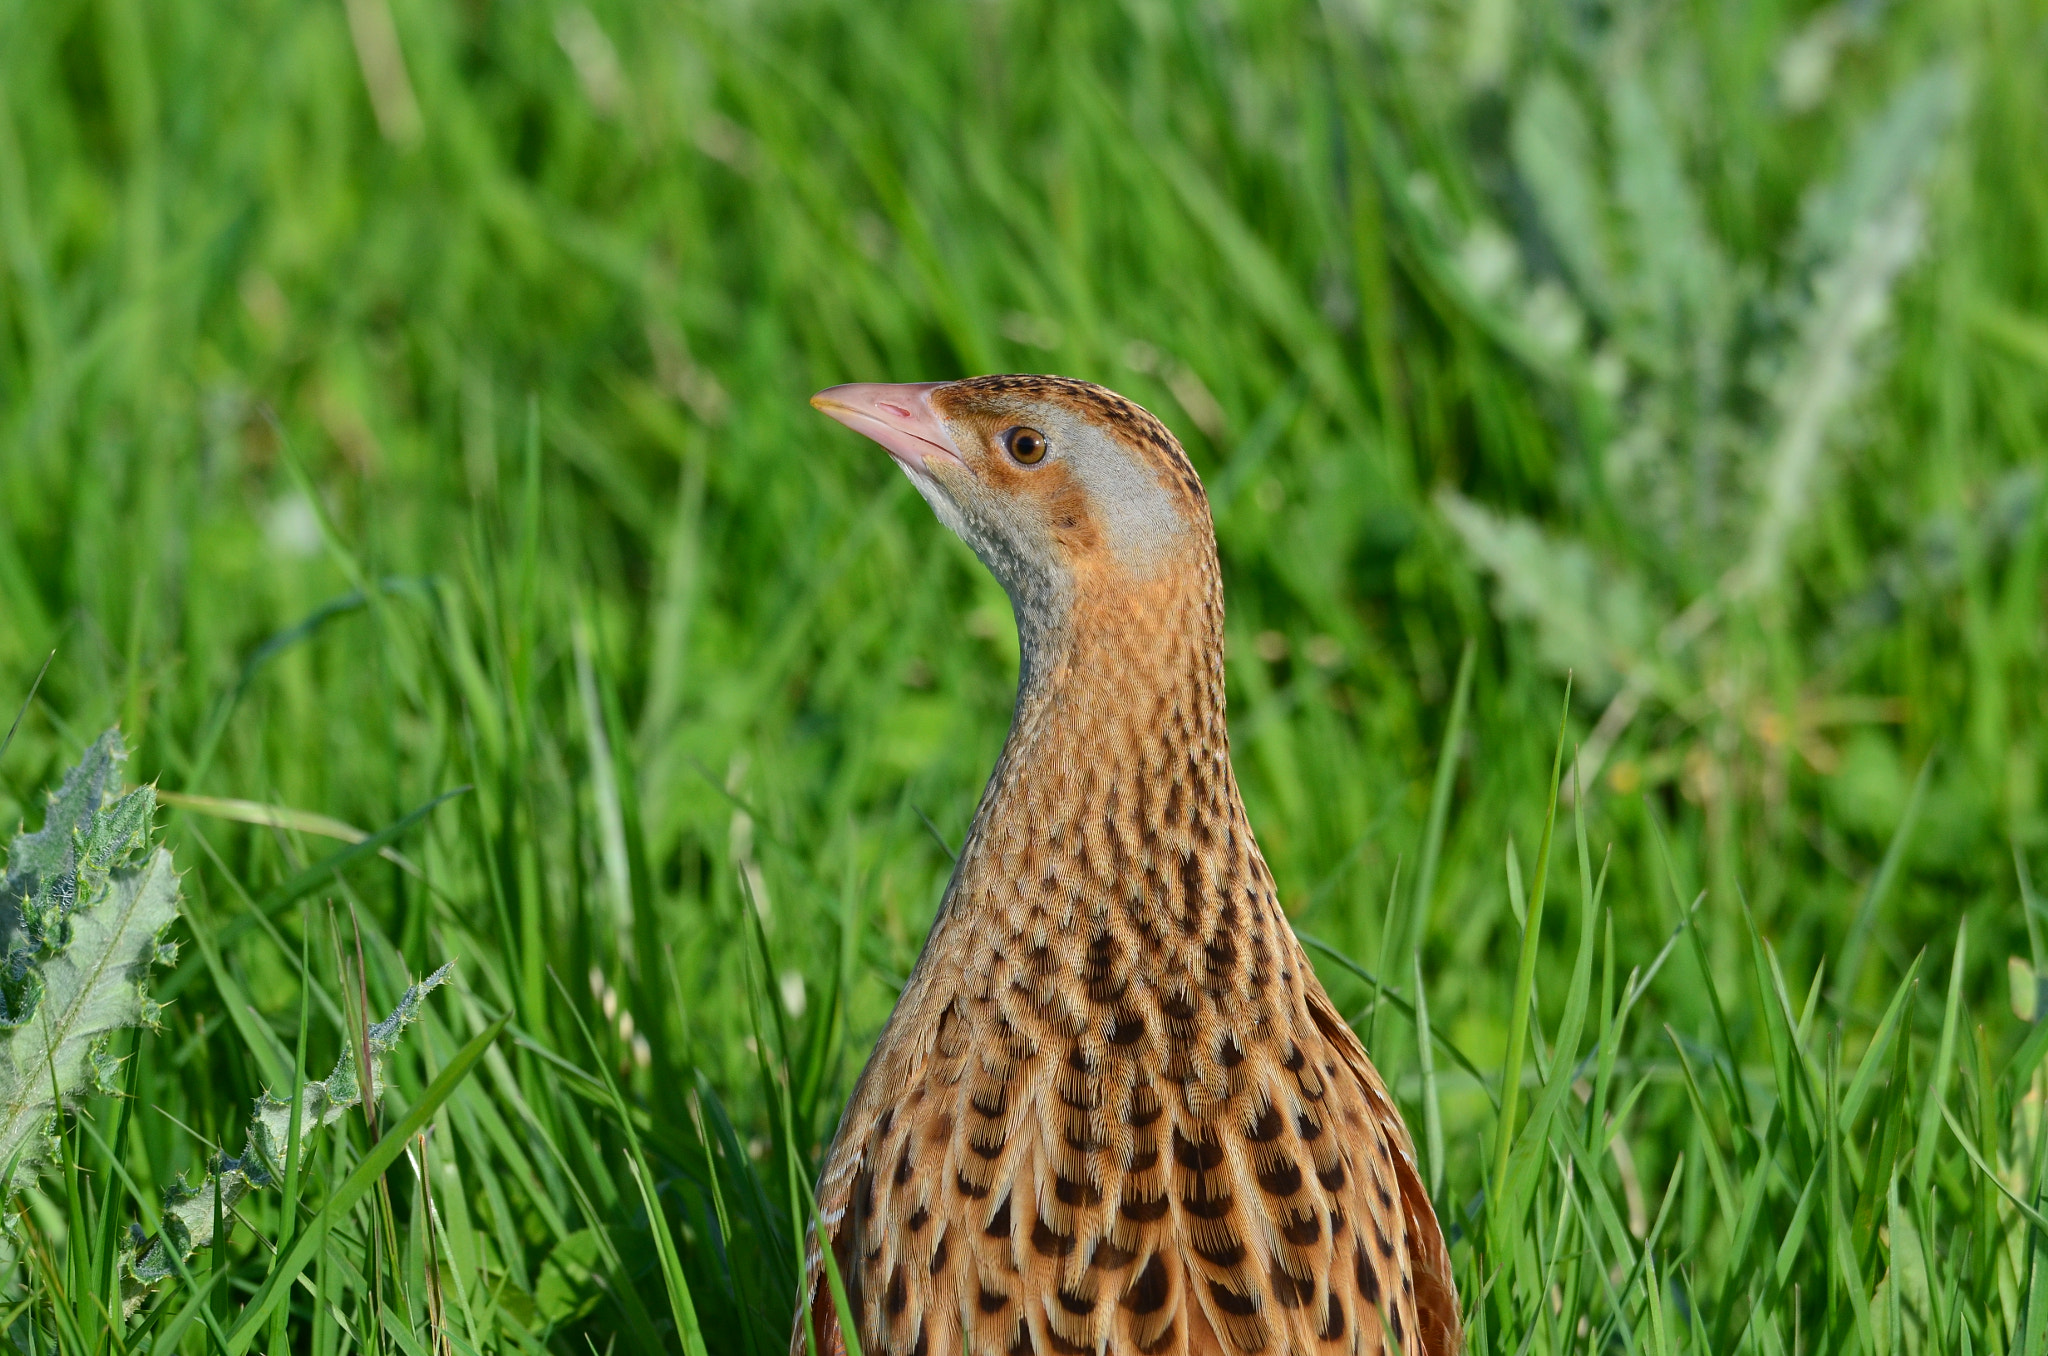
[1003, 427, 1048, 465]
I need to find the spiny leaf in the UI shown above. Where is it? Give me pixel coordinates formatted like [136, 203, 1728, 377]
[119, 962, 456, 1305]
[0, 730, 178, 1190]
[0, 729, 128, 952]
[1434, 490, 1657, 700]
[1512, 71, 1615, 314]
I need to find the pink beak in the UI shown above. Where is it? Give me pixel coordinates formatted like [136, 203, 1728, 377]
[810, 382, 968, 473]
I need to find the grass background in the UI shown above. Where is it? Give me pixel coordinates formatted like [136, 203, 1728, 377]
[1, 0, 2046, 1349]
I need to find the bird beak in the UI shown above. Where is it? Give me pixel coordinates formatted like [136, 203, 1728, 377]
[810, 382, 969, 474]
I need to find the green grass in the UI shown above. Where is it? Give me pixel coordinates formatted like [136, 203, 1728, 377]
[1, 0, 2045, 1349]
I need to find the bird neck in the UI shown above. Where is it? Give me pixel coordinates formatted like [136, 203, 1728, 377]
[940, 556, 1247, 936]
[1010, 567, 1227, 768]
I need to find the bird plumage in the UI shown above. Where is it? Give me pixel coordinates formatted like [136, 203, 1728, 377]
[800, 375, 1460, 1356]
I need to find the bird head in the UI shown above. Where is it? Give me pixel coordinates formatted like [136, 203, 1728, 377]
[811, 375, 1213, 629]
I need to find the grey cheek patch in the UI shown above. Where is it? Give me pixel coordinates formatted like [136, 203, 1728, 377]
[899, 407, 1188, 626]
[1059, 427, 1186, 578]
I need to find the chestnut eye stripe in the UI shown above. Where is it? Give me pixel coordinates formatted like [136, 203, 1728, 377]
[946, 373, 1209, 509]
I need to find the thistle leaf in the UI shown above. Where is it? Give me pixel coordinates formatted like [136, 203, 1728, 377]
[1735, 194, 1926, 599]
[0, 729, 126, 954]
[1609, 70, 1730, 371]
[0, 730, 179, 1189]
[1736, 68, 1964, 598]
[1436, 489, 1658, 700]
[1795, 66, 1965, 264]
[121, 962, 455, 1306]
[1512, 71, 1615, 314]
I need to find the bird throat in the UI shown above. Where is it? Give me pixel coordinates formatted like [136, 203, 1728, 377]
[937, 555, 1260, 962]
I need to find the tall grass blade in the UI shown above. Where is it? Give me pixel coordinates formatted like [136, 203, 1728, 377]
[1835, 749, 1936, 1003]
[1408, 637, 1476, 958]
[1915, 921, 1968, 1201]
[1491, 679, 1571, 1215]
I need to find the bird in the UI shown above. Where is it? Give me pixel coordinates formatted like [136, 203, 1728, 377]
[798, 375, 1461, 1356]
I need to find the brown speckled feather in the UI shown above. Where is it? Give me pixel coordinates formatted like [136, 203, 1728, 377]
[798, 377, 1461, 1356]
